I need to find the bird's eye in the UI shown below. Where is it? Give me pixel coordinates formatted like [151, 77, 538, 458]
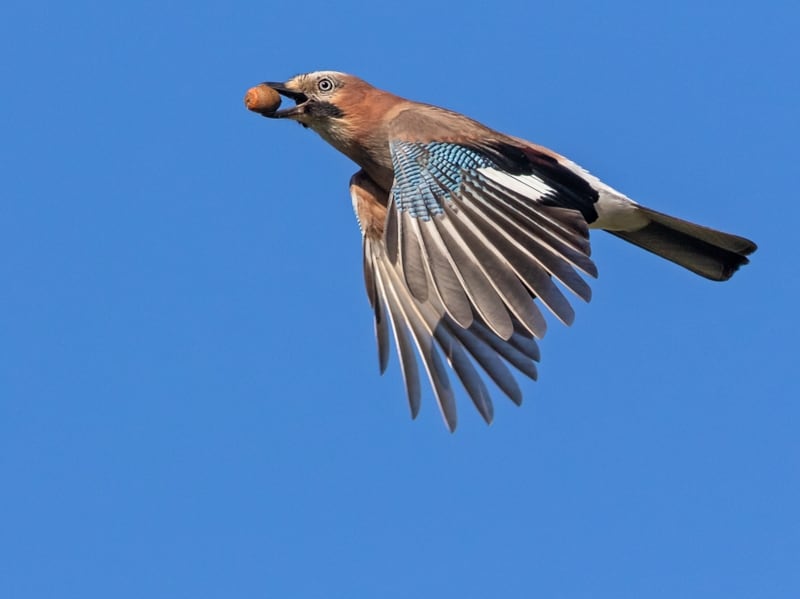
[317, 77, 334, 92]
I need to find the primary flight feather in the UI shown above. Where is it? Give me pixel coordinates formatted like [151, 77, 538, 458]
[245, 72, 756, 431]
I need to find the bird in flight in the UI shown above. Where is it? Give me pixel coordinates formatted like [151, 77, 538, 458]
[245, 71, 756, 431]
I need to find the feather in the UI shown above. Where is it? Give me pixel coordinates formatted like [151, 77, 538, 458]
[376, 256, 458, 430]
[479, 169, 593, 247]
[426, 315, 494, 424]
[471, 321, 539, 384]
[433, 214, 517, 339]
[440, 204, 547, 339]
[441, 320, 523, 406]
[364, 241, 391, 373]
[416, 218, 474, 329]
[399, 210, 429, 300]
[374, 296, 391, 374]
[370, 244, 421, 416]
[609, 205, 757, 281]
[385, 200, 399, 265]
[507, 327, 541, 362]
[461, 183, 593, 302]
[455, 188, 576, 326]
[463, 177, 592, 301]
[474, 174, 598, 277]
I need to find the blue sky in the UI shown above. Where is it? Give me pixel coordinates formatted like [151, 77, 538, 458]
[2, 1, 798, 597]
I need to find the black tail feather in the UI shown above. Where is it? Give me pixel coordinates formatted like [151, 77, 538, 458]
[608, 207, 757, 281]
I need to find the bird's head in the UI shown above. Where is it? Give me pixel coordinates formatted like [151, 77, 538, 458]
[253, 71, 402, 178]
[259, 71, 364, 130]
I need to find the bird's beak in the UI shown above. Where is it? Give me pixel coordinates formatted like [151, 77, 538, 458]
[260, 81, 309, 119]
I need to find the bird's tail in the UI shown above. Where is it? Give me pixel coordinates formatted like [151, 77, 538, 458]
[608, 205, 757, 281]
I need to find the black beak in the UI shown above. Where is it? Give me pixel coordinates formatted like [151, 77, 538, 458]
[260, 81, 309, 119]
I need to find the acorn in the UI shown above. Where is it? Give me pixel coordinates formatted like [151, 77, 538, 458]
[244, 84, 281, 114]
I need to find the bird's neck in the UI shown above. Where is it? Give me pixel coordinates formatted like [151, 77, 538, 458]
[314, 91, 410, 194]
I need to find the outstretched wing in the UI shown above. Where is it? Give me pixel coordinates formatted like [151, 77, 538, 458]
[353, 115, 599, 430]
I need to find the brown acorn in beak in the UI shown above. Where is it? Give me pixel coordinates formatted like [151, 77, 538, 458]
[244, 84, 282, 115]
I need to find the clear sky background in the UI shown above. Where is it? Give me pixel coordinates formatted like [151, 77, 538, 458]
[2, 1, 798, 597]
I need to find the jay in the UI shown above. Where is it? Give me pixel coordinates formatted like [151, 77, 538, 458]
[247, 71, 756, 431]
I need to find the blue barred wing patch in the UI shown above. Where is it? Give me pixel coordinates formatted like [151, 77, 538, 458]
[390, 141, 495, 220]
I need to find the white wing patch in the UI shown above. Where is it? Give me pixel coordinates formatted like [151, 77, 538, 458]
[478, 168, 555, 201]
